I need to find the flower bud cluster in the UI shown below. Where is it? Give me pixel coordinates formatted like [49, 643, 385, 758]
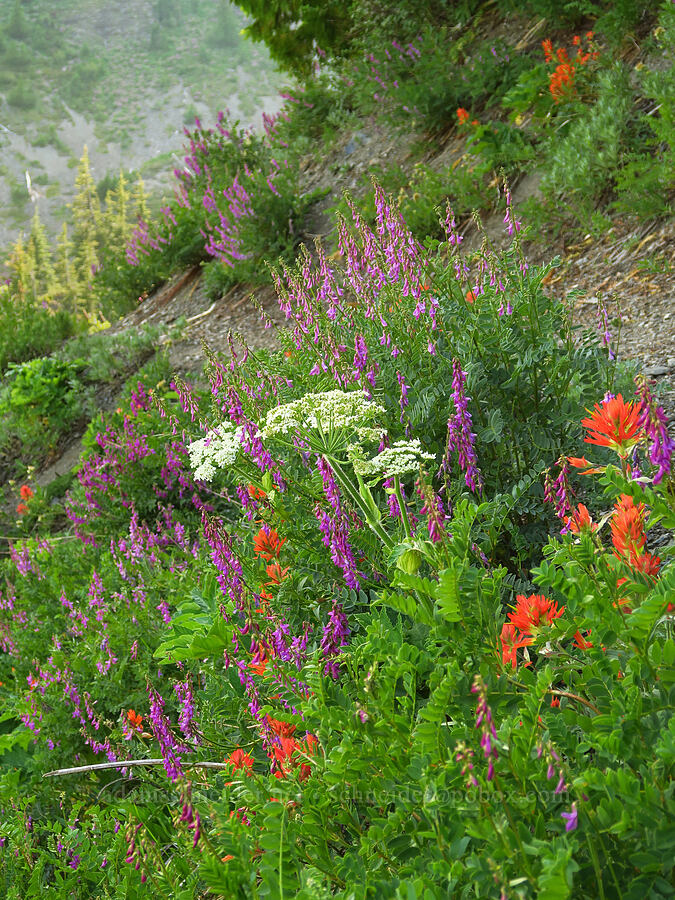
[188, 425, 244, 482]
[262, 390, 385, 440]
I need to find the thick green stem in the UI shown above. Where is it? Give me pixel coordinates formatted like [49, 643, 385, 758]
[393, 475, 412, 540]
[329, 458, 395, 551]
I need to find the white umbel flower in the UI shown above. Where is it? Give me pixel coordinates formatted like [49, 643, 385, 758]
[351, 439, 435, 478]
[262, 390, 386, 439]
[188, 425, 243, 482]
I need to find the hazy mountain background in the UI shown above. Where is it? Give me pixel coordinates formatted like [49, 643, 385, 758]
[0, 0, 284, 248]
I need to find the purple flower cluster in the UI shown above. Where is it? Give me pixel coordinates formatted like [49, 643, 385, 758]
[471, 675, 498, 781]
[441, 360, 483, 493]
[537, 741, 567, 796]
[596, 300, 615, 360]
[202, 513, 244, 608]
[179, 787, 202, 848]
[147, 684, 185, 781]
[396, 371, 409, 423]
[455, 740, 478, 788]
[315, 456, 360, 589]
[125, 217, 170, 267]
[635, 375, 674, 484]
[502, 189, 521, 237]
[125, 823, 148, 881]
[319, 601, 351, 679]
[174, 677, 198, 742]
[417, 481, 447, 543]
[129, 382, 151, 416]
[544, 456, 573, 525]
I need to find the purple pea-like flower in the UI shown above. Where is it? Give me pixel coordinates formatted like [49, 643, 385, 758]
[441, 360, 483, 493]
[174, 677, 198, 741]
[147, 684, 185, 781]
[561, 804, 578, 832]
[319, 602, 350, 679]
[471, 675, 498, 780]
[635, 375, 675, 484]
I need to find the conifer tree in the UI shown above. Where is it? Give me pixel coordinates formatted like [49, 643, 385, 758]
[54, 223, 76, 311]
[7, 235, 33, 302]
[27, 207, 54, 297]
[71, 145, 102, 290]
[104, 169, 132, 248]
[7, 0, 30, 41]
[131, 176, 150, 224]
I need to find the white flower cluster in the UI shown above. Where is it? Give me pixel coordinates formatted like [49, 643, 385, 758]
[188, 425, 243, 482]
[262, 390, 386, 439]
[350, 439, 436, 478]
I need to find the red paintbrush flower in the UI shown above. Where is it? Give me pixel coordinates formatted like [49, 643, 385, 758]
[226, 748, 254, 773]
[267, 716, 296, 738]
[265, 562, 290, 585]
[611, 494, 660, 580]
[564, 502, 598, 534]
[126, 709, 143, 731]
[610, 494, 646, 559]
[249, 656, 268, 676]
[253, 528, 285, 561]
[581, 394, 644, 458]
[573, 630, 593, 650]
[499, 623, 533, 669]
[508, 594, 565, 635]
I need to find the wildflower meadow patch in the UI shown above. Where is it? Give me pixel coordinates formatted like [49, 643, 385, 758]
[0, 176, 672, 899]
[0, 3, 674, 895]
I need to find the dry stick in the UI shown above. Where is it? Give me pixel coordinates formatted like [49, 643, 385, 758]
[44, 759, 232, 778]
[185, 301, 217, 324]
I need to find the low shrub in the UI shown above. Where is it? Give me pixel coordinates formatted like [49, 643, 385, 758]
[95, 113, 315, 319]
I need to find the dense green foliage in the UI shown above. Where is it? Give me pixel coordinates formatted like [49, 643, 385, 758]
[0, 326, 161, 482]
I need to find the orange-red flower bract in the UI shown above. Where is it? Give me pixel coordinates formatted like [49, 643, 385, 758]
[253, 527, 285, 561]
[508, 594, 565, 635]
[126, 709, 143, 731]
[265, 562, 290, 585]
[226, 748, 254, 772]
[499, 623, 533, 670]
[249, 656, 268, 676]
[16, 502, 29, 515]
[581, 394, 644, 458]
[567, 456, 591, 468]
[564, 502, 597, 534]
[456, 107, 470, 125]
[266, 716, 296, 738]
[611, 494, 646, 558]
[610, 494, 661, 579]
[270, 730, 318, 780]
[20, 485, 34, 501]
[566, 455, 604, 475]
[573, 630, 593, 650]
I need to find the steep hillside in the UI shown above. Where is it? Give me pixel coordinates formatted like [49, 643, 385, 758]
[0, 0, 283, 246]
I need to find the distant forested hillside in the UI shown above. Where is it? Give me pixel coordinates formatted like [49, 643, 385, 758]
[0, 0, 283, 246]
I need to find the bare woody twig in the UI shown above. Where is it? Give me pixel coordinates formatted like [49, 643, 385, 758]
[43, 759, 231, 778]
